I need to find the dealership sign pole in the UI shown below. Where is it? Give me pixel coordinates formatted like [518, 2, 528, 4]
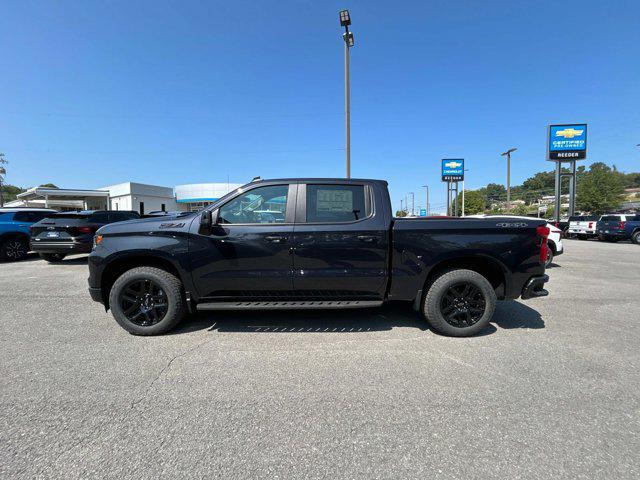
[442, 159, 464, 216]
[547, 124, 587, 222]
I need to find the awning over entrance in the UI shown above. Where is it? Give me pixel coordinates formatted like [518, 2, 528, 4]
[17, 187, 110, 210]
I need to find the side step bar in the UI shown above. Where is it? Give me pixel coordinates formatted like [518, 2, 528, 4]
[196, 300, 383, 311]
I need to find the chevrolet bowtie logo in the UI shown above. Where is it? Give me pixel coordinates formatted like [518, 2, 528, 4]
[444, 161, 462, 168]
[555, 128, 584, 139]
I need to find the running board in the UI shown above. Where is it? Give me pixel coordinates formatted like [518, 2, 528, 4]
[196, 300, 383, 311]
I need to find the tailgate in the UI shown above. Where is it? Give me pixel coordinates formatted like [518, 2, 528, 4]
[30, 215, 94, 241]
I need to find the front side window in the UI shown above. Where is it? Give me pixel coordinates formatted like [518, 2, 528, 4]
[306, 184, 367, 223]
[218, 185, 288, 224]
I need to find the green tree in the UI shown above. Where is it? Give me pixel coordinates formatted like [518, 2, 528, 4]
[395, 209, 408, 217]
[456, 190, 486, 215]
[511, 204, 529, 216]
[577, 163, 625, 214]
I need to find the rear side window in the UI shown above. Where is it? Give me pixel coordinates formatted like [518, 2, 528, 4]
[13, 211, 51, 222]
[600, 215, 621, 221]
[306, 184, 367, 223]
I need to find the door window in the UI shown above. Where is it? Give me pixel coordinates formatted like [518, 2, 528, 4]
[218, 185, 288, 224]
[306, 184, 367, 223]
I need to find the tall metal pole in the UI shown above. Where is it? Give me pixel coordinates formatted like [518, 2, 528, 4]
[568, 160, 576, 216]
[506, 152, 511, 211]
[422, 185, 429, 216]
[462, 180, 465, 216]
[554, 161, 561, 223]
[446, 182, 451, 216]
[344, 41, 351, 179]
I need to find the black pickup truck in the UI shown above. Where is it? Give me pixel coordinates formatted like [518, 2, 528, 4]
[88, 178, 550, 336]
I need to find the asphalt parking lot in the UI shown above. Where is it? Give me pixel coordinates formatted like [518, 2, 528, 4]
[1, 239, 638, 479]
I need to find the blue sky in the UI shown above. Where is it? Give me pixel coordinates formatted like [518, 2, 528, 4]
[1, 0, 639, 213]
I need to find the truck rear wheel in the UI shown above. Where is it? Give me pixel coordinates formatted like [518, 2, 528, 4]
[632, 231, 640, 245]
[109, 266, 186, 335]
[422, 269, 496, 337]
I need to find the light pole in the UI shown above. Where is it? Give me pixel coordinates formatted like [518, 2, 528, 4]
[500, 148, 517, 210]
[339, 10, 354, 178]
[421, 185, 430, 216]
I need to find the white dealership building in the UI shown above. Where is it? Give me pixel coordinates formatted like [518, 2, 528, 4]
[8, 181, 242, 214]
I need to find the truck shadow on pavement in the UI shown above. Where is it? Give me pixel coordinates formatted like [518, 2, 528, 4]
[173, 300, 544, 336]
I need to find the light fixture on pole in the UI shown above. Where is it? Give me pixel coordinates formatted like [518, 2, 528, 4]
[339, 10, 354, 178]
[500, 148, 517, 210]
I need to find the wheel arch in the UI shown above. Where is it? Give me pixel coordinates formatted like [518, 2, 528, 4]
[421, 255, 507, 303]
[0, 231, 30, 244]
[100, 253, 185, 308]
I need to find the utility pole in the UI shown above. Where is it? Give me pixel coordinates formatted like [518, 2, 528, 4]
[501, 148, 517, 210]
[410, 192, 415, 216]
[339, 10, 354, 178]
[421, 185, 430, 216]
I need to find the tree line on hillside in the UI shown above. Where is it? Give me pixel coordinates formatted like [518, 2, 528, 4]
[395, 162, 639, 217]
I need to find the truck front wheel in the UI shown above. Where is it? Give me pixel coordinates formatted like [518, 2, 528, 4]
[422, 269, 496, 337]
[109, 266, 186, 335]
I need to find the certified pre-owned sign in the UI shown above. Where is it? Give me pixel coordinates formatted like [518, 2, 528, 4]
[441, 159, 464, 182]
[548, 124, 587, 160]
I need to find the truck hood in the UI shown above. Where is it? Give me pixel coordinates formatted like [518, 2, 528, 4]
[97, 212, 197, 235]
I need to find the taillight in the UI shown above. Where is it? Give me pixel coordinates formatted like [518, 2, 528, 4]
[537, 225, 550, 264]
[588, 222, 593, 229]
[554, 222, 559, 228]
[619, 221, 626, 230]
[76, 226, 96, 234]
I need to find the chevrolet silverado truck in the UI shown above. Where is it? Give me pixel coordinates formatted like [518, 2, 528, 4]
[88, 178, 550, 337]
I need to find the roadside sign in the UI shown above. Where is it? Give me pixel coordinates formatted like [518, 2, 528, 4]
[419, 208, 427, 217]
[441, 159, 464, 182]
[548, 124, 587, 160]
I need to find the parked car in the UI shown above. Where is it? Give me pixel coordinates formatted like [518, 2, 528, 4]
[596, 214, 640, 243]
[30, 210, 140, 262]
[0, 208, 57, 261]
[468, 214, 563, 267]
[88, 178, 551, 337]
[567, 215, 599, 239]
[552, 217, 570, 237]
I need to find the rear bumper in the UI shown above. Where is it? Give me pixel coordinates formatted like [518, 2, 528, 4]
[30, 240, 92, 254]
[521, 275, 549, 300]
[568, 229, 596, 236]
[596, 230, 627, 238]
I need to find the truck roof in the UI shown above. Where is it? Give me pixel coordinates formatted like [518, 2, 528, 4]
[251, 178, 388, 185]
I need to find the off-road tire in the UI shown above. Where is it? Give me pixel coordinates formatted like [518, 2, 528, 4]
[109, 266, 186, 335]
[422, 269, 497, 337]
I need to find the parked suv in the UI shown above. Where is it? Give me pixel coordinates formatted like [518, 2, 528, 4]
[596, 214, 640, 243]
[0, 208, 57, 261]
[567, 215, 599, 239]
[30, 210, 140, 262]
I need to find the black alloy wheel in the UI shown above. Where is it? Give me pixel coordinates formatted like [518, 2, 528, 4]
[2, 238, 28, 261]
[120, 279, 168, 326]
[439, 282, 486, 328]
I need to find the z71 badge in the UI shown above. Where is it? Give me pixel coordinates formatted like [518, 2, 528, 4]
[159, 222, 185, 229]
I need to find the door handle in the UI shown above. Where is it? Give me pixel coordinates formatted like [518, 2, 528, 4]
[357, 235, 377, 243]
[265, 235, 287, 243]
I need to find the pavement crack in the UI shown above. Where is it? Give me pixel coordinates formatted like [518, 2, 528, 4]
[129, 339, 212, 411]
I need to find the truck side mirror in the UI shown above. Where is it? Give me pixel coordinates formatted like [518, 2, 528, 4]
[199, 210, 212, 234]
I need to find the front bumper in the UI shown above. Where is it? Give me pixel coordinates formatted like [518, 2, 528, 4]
[521, 275, 549, 300]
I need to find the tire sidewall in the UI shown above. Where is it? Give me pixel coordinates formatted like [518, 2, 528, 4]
[109, 267, 185, 335]
[633, 231, 640, 245]
[423, 269, 497, 337]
